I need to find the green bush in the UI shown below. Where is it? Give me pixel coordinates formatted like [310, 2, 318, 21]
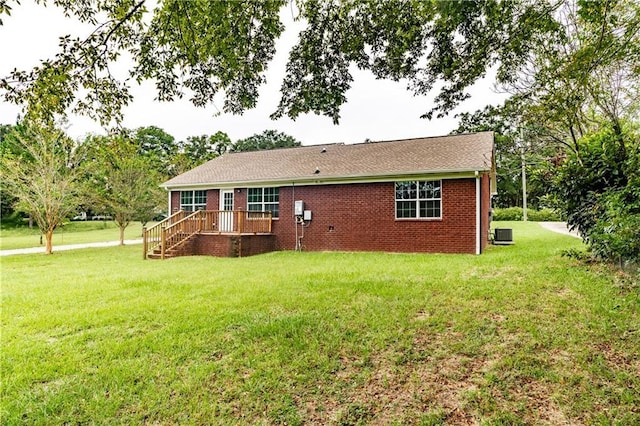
[0, 211, 30, 229]
[552, 126, 639, 266]
[493, 207, 523, 221]
[493, 207, 560, 221]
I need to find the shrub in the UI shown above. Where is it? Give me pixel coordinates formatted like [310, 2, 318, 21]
[493, 207, 523, 221]
[552, 126, 639, 266]
[493, 207, 560, 221]
[589, 189, 640, 267]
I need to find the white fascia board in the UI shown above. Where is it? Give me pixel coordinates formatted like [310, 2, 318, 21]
[161, 169, 484, 191]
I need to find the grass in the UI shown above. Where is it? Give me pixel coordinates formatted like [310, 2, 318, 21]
[0, 221, 149, 250]
[2, 222, 639, 424]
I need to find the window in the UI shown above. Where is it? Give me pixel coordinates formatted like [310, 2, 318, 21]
[247, 187, 279, 218]
[395, 180, 441, 219]
[180, 190, 207, 211]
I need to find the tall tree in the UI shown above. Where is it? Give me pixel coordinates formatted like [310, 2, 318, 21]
[1, 0, 562, 126]
[501, 0, 640, 149]
[232, 130, 301, 152]
[131, 126, 178, 177]
[453, 102, 561, 209]
[0, 125, 79, 254]
[183, 131, 231, 161]
[83, 135, 164, 245]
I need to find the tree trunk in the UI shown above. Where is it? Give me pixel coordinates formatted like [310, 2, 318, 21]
[119, 226, 125, 245]
[45, 229, 54, 254]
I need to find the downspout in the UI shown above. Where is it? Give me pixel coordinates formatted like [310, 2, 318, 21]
[475, 171, 481, 255]
[292, 182, 297, 251]
[167, 189, 171, 215]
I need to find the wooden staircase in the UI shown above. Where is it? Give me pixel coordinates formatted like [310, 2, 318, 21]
[146, 232, 198, 259]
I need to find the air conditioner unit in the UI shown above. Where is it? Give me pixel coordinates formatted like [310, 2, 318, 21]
[493, 228, 514, 245]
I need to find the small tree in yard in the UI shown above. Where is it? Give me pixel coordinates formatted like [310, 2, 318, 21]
[0, 125, 79, 254]
[84, 135, 164, 245]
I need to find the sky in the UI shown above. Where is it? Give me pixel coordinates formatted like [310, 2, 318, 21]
[0, 2, 507, 146]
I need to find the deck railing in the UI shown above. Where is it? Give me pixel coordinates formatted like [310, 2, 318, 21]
[143, 210, 272, 259]
[142, 210, 186, 259]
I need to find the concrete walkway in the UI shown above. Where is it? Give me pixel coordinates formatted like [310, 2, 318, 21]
[538, 222, 581, 239]
[0, 239, 143, 256]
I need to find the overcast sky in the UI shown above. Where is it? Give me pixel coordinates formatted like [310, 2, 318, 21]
[0, 2, 507, 145]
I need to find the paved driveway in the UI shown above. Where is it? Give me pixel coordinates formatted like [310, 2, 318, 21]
[538, 222, 581, 239]
[0, 239, 143, 256]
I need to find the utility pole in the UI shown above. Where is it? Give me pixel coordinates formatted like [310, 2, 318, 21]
[521, 127, 528, 222]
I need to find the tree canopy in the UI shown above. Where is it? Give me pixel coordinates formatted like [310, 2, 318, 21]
[2, 0, 565, 127]
[232, 129, 301, 152]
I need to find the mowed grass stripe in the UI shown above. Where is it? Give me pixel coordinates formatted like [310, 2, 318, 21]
[2, 222, 638, 424]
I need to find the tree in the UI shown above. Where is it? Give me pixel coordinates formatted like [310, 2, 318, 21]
[131, 126, 179, 177]
[83, 135, 164, 245]
[501, 0, 640, 148]
[0, 125, 79, 254]
[182, 131, 231, 165]
[454, 0, 639, 240]
[552, 125, 639, 266]
[0, 124, 19, 218]
[232, 130, 301, 152]
[453, 103, 558, 209]
[1, 0, 563, 126]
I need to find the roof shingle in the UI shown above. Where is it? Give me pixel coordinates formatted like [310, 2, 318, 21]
[162, 132, 494, 188]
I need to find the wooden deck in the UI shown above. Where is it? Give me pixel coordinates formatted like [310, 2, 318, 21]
[143, 210, 273, 259]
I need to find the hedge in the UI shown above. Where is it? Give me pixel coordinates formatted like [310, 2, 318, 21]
[493, 207, 561, 221]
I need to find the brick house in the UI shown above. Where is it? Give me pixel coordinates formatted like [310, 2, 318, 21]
[145, 132, 495, 258]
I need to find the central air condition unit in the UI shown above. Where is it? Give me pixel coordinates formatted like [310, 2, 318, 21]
[493, 228, 514, 245]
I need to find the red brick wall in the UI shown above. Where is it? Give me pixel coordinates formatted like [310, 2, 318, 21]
[192, 233, 232, 256]
[170, 191, 180, 214]
[206, 189, 219, 211]
[270, 179, 478, 254]
[171, 177, 487, 255]
[191, 234, 275, 257]
[234, 189, 246, 211]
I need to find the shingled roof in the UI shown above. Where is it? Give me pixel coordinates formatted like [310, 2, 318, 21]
[162, 132, 494, 188]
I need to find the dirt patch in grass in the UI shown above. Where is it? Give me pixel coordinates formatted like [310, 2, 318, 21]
[595, 342, 640, 372]
[462, 265, 524, 282]
[300, 326, 581, 425]
[301, 330, 488, 424]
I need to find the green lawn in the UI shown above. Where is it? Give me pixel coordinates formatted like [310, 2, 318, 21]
[0, 221, 149, 250]
[2, 222, 638, 424]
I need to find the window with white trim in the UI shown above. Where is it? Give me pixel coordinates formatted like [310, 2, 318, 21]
[395, 180, 441, 219]
[247, 187, 279, 218]
[180, 190, 207, 211]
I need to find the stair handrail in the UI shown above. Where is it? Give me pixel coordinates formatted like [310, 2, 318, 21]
[143, 210, 186, 259]
[161, 210, 206, 257]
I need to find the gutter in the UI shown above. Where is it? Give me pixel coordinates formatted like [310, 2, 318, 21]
[161, 168, 492, 191]
[475, 171, 481, 255]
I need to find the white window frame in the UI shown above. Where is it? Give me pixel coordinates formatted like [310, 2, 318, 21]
[180, 190, 207, 212]
[247, 187, 279, 218]
[395, 180, 442, 219]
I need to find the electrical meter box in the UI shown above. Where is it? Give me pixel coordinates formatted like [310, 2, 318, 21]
[294, 200, 304, 216]
[303, 210, 312, 221]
